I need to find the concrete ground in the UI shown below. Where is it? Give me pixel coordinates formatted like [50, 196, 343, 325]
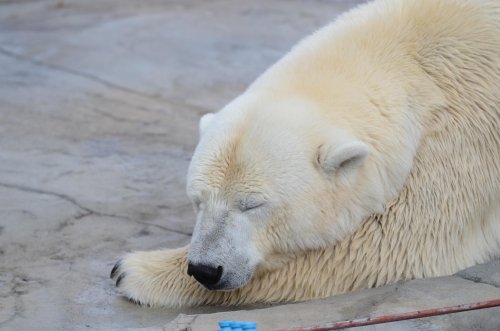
[0, 1, 498, 330]
[160, 261, 500, 331]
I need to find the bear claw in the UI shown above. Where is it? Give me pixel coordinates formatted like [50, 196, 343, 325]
[110, 259, 122, 279]
[127, 297, 141, 305]
[115, 272, 126, 287]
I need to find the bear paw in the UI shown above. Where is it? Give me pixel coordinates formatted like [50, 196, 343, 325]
[110, 247, 191, 307]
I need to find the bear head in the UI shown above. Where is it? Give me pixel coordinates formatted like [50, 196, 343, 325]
[185, 93, 376, 290]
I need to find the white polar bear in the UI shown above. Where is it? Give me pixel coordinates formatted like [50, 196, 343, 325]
[111, 0, 500, 307]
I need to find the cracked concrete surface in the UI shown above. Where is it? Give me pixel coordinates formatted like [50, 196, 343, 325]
[0, 0, 498, 330]
[162, 273, 500, 331]
[0, 0, 364, 329]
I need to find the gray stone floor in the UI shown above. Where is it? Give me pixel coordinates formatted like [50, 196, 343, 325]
[0, 1, 498, 330]
[165, 262, 500, 331]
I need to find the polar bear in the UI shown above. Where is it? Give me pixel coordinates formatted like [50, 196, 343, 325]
[111, 0, 500, 307]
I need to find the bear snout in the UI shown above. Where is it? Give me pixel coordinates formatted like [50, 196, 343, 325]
[187, 262, 223, 289]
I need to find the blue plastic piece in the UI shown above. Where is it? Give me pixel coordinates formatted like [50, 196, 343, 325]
[218, 320, 233, 328]
[230, 321, 243, 328]
[218, 320, 257, 331]
[241, 321, 257, 329]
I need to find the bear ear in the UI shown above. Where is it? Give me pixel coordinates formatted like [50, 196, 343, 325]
[316, 139, 369, 179]
[199, 113, 215, 137]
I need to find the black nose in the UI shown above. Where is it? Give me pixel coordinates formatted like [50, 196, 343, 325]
[187, 263, 223, 288]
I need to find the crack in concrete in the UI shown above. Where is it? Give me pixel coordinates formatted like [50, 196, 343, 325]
[165, 314, 198, 331]
[0, 47, 154, 99]
[0, 182, 96, 214]
[90, 107, 160, 126]
[0, 182, 192, 236]
[0, 274, 34, 327]
[455, 274, 500, 289]
[0, 299, 23, 328]
[41, 170, 84, 184]
[136, 220, 192, 237]
[91, 107, 139, 123]
[0, 47, 211, 115]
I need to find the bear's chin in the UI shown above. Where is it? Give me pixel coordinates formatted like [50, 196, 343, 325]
[199, 272, 253, 291]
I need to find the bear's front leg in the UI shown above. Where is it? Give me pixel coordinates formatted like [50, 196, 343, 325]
[111, 246, 328, 307]
[111, 246, 228, 307]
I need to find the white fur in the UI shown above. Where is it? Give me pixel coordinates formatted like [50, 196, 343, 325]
[112, 0, 500, 307]
[198, 112, 215, 136]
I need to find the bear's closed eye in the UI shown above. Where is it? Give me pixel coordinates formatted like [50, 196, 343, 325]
[239, 200, 265, 212]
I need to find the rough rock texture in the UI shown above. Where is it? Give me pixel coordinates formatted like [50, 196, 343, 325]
[0, 0, 363, 330]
